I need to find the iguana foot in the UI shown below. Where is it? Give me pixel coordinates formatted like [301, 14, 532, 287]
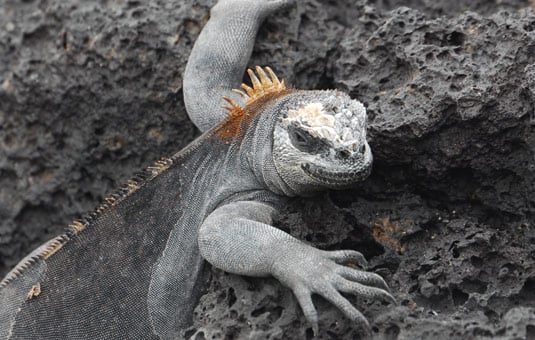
[272, 247, 395, 335]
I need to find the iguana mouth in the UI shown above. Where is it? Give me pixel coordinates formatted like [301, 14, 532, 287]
[301, 162, 371, 185]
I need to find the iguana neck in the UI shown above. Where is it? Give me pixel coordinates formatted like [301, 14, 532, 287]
[176, 129, 274, 211]
[201, 95, 297, 200]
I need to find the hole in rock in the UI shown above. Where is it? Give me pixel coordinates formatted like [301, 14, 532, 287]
[526, 325, 535, 340]
[451, 288, 468, 306]
[228, 288, 237, 308]
[385, 324, 401, 339]
[447, 32, 465, 46]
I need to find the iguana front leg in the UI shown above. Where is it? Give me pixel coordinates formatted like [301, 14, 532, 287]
[198, 200, 395, 334]
[183, 0, 292, 132]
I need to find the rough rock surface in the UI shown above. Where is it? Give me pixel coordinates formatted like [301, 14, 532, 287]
[1, 0, 534, 339]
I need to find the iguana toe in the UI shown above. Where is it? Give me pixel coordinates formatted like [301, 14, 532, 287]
[318, 286, 371, 334]
[337, 266, 391, 292]
[334, 277, 396, 305]
[324, 249, 368, 267]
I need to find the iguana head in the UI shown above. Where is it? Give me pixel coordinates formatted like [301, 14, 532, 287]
[272, 90, 372, 194]
[218, 66, 372, 196]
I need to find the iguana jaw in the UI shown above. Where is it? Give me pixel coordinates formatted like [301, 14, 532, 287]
[301, 159, 372, 187]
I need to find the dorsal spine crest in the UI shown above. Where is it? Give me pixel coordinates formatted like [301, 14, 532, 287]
[0, 157, 174, 289]
[222, 66, 287, 114]
[216, 66, 289, 141]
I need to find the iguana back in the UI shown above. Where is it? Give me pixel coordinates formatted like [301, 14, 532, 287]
[0, 137, 222, 338]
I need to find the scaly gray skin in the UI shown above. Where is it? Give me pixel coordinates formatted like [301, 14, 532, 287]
[184, 0, 291, 131]
[0, 0, 393, 338]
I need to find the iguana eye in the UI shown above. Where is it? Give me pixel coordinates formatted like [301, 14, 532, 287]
[294, 130, 307, 146]
[289, 127, 318, 153]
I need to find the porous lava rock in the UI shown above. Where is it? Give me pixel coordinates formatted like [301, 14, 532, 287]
[1, 0, 534, 339]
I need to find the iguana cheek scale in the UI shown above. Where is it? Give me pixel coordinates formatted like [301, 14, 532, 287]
[0, 0, 394, 338]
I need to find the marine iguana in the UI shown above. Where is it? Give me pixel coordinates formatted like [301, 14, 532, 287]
[0, 0, 394, 338]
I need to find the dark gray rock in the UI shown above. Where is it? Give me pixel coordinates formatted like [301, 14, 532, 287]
[1, 0, 534, 339]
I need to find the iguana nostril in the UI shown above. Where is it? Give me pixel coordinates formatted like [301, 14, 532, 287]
[337, 150, 351, 159]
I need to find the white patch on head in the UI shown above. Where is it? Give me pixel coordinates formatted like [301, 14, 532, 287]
[287, 102, 335, 127]
[282, 99, 367, 151]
